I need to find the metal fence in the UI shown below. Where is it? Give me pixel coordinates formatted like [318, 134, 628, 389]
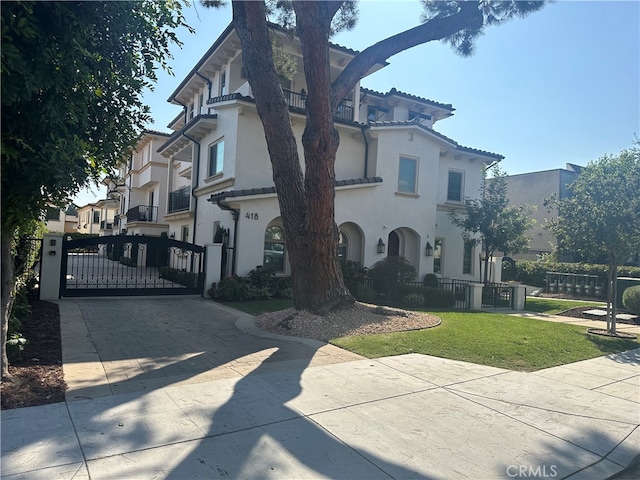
[481, 283, 515, 309]
[344, 277, 470, 310]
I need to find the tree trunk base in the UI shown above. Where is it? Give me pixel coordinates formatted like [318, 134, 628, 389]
[587, 328, 637, 339]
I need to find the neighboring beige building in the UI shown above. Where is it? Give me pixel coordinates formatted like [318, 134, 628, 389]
[44, 204, 78, 233]
[504, 164, 582, 260]
[105, 131, 171, 237]
[76, 199, 118, 236]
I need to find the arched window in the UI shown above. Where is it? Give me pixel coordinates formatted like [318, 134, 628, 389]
[338, 231, 349, 265]
[264, 225, 286, 272]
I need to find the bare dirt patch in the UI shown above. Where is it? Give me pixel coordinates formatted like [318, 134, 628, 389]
[1, 300, 67, 410]
[256, 301, 441, 341]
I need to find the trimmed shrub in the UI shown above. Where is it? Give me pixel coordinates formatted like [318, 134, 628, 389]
[423, 273, 439, 287]
[622, 285, 640, 315]
[342, 260, 367, 279]
[158, 266, 199, 287]
[214, 276, 251, 302]
[423, 288, 456, 308]
[402, 293, 425, 308]
[119, 256, 136, 267]
[509, 260, 640, 288]
[210, 268, 293, 302]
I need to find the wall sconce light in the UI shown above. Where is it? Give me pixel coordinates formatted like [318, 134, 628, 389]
[169, 232, 176, 239]
[377, 238, 386, 254]
[425, 241, 433, 257]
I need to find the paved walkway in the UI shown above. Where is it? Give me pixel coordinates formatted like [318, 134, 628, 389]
[1, 297, 639, 479]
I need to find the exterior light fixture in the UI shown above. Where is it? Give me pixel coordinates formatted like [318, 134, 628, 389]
[377, 238, 386, 254]
[169, 232, 176, 239]
[425, 241, 433, 257]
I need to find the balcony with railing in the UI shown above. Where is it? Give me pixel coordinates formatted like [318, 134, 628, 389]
[99, 220, 114, 231]
[283, 89, 354, 122]
[126, 205, 158, 223]
[206, 89, 355, 122]
[168, 186, 191, 213]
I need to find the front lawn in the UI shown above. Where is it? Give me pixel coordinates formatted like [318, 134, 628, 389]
[331, 311, 638, 371]
[223, 298, 637, 371]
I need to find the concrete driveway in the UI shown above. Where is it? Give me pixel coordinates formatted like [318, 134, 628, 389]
[1, 296, 639, 479]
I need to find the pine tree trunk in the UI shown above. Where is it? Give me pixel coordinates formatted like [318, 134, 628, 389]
[1, 229, 16, 380]
[232, 1, 352, 314]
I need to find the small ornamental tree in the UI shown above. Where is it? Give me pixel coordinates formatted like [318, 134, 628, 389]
[546, 146, 640, 335]
[449, 166, 535, 283]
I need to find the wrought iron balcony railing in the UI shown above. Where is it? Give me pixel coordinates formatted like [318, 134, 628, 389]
[283, 89, 354, 122]
[168, 186, 191, 213]
[126, 205, 158, 223]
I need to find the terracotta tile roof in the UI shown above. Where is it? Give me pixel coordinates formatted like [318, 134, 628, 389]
[208, 177, 383, 202]
[361, 87, 454, 112]
[369, 120, 503, 160]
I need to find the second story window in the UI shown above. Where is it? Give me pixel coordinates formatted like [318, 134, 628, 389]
[398, 156, 418, 194]
[45, 207, 60, 221]
[188, 102, 194, 120]
[92, 211, 100, 224]
[220, 70, 227, 96]
[447, 170, 464, 202]
[208, 140, 225, 177]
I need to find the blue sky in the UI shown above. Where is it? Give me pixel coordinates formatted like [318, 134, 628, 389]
[75, 0, 639, 205]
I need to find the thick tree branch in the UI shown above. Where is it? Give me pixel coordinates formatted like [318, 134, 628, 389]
[331, 1, 483, 108]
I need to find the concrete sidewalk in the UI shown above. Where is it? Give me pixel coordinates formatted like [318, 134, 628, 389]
[1, 298, 639, 479]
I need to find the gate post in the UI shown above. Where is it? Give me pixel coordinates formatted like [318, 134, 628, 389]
[469, 283, 484, 310]
[205, 244, 224, 294]
[512, 284, 527, 310]
[40, 233, 64, 300]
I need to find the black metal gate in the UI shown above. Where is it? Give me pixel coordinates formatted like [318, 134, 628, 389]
[482, 284, 515, 309]
[60, 235, 205, 297]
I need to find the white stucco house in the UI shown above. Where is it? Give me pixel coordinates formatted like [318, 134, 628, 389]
[109, 23, 504, 283]
[75, 199, 117, 236]
[106, 131, 172, 238]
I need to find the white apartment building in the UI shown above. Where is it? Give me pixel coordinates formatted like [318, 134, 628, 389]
[113, 23, 504, 283]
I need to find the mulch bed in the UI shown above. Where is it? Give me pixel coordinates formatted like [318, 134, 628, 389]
[1, 300, 67, 410]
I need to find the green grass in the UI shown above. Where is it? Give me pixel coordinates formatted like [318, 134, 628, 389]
[223, 297, 637, 372]
[222, 299, 293, 315]
[331, 311, 638, 371]
[524, 297, 604, 315]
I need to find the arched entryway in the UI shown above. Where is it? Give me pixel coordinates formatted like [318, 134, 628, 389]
[386, 227, 420, 274]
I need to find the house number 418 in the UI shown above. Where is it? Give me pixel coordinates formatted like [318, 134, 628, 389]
[245, 212, 259, 220]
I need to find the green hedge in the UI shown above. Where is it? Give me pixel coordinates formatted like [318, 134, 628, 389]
[159, 266, 199, 288]
[622, 286, 640, 314]
[505, 260, 640, 288]
[209, 267, 293, 302]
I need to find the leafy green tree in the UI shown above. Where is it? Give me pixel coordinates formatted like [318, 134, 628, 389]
[1, 1, 189, 379]
[449, 166, 535, 283]
[546, 147, 640, 335]
[204, 0, 547, 313]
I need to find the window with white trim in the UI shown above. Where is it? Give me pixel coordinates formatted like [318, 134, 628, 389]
[208, 140, 224, 177]
[219, 70, 227, 96]
[447, 170, 464, 202]
[264, 225, 286, 272]
[398, 156, 418, 194]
